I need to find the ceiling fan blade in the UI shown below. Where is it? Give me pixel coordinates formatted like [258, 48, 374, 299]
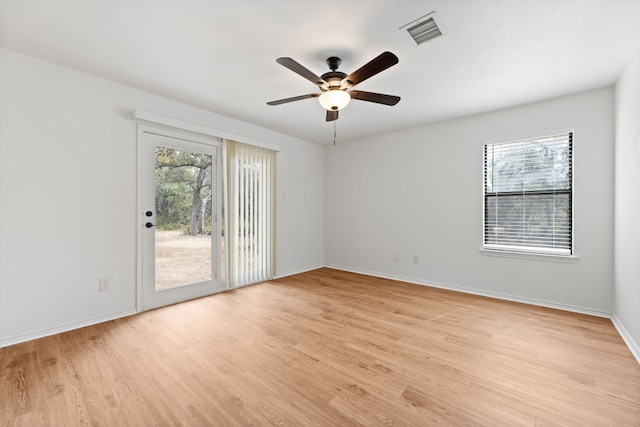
[349, 90, 400, 106]
[267, 93, 319, 106]
[326, 110, 339, 122]
[276, 58, 328, 90]
[342, 51, 399, 88]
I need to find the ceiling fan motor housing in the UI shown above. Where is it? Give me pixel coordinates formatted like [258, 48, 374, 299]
[320, 71, 348, 88]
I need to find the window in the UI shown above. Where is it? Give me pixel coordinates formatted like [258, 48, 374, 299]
[483, 131, 573, 256]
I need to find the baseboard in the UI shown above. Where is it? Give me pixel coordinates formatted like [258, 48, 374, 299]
[0, 309, 137, 349]
[274, 264, 325, 280]
[0, 263, 324, 349]
[611, 315, 640, 365]
[324, 263, 611, 318]
[4, 267, 626, 359]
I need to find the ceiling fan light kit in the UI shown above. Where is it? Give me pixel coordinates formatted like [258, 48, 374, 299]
[319, 89, 350, 111]
[267, 51, 400, 122]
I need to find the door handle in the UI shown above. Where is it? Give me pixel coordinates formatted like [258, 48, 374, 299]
[145, 222, 155, 228]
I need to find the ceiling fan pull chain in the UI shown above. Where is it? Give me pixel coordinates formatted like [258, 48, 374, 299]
[334, 121, 337, 146]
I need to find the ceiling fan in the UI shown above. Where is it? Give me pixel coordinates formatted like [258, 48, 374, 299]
[267, 51, 400, 122]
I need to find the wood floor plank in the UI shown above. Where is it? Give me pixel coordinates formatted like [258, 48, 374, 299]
[1, 268, 639, 425]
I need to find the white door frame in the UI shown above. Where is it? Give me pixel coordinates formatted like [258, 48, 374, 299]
[136, 125, 223, 312]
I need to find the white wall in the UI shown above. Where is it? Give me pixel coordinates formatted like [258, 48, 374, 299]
[0, 48, 324, 346]
[325, 88, 614, 315]
[276, 138, 325, 277]
[613, 48, 640, 360]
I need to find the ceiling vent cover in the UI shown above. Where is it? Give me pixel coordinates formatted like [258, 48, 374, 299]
[400, 12, 443, 46]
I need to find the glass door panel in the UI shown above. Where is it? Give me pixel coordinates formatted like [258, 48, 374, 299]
[154, 147, 212, 290]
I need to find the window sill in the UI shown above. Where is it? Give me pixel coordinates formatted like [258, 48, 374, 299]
[480, 248, 580, 263]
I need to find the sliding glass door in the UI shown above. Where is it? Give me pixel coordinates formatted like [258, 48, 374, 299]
[137, 127, 276, 311]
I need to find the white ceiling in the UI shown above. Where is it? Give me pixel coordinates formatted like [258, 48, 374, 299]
[1, 0, 640, 145]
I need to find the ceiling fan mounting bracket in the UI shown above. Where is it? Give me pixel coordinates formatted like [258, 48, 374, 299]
[326, 56, 342, 71]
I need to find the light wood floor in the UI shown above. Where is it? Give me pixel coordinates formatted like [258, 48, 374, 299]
[1, 268, 639, 426]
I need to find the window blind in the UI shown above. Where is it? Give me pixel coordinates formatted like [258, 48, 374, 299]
[484, 132, 573, 255]
[223, 140, 276, 287]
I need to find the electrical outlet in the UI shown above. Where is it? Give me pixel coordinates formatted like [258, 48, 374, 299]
[98, 277, 110, 292]
[393, 253, 400, 262]
[413, 256, 419, 264]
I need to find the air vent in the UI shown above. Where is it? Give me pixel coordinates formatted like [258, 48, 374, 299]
[400, 12, 443, 46]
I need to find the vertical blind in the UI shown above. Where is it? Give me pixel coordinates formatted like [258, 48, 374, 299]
[223, 140, 276, 287]
[484, 132, 573, 255]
